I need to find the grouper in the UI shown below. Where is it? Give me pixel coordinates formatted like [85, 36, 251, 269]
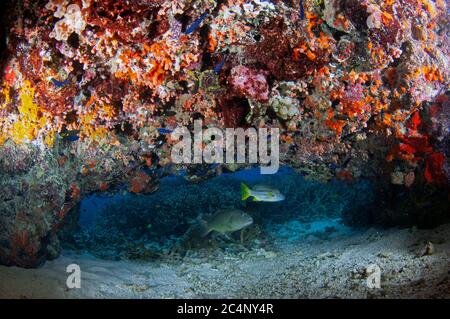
[197, 209, 254, 237]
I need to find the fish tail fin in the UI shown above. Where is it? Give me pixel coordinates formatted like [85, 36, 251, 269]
[197, 215, 211, 237]
[241, 182, 252, 201]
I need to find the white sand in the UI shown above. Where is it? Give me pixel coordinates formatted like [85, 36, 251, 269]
[1, 223, 449, 299]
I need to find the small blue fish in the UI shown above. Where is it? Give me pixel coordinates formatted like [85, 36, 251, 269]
[51, 78, 70, 88]
[329, 163, 338, 170]
[61, 130, 80, 142]
[299, 0, 305, 20]
[184, 12, 208, 35]
[64, 135, 80, 142]
[157, 128, 174, 134]
[213, 56, 227, 73]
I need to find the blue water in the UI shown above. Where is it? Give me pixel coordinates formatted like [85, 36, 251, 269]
[67, 167, 374, 260]
[79, 166, 296, 228]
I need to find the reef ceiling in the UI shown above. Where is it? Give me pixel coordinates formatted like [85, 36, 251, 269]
[0, 0, 449, 267]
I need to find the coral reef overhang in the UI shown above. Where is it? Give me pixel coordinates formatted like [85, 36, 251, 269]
[0, 0, 449, 268]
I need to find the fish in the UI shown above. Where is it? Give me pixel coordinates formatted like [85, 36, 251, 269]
[63, 135, 80, 142]
[329, 163, 338, 170]
[51, 78, 70, 88]
[213, 55, 227, 73]
[157, 128, 174, 134]
[184, 12, 209, 35]
[60, 130, 80, 142]
[197, 209, 253, 237]
[241, 182, 285, 202]
[299, 0, 305, 20]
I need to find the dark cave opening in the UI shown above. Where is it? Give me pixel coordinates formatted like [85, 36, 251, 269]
[59, 167, 380, 261]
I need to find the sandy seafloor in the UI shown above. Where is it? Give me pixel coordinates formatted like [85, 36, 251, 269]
[1, 220, 449, 299]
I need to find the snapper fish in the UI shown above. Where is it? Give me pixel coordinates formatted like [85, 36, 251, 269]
[197, 209, 253, 237]
[241, 183, 285, 202]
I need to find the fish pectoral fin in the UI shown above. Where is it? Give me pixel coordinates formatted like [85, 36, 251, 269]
[220, 232, 234, 241]
[200, 228, 211, 237]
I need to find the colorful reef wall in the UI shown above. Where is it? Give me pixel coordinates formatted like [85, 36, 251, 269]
[0, 0, 449, 267]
